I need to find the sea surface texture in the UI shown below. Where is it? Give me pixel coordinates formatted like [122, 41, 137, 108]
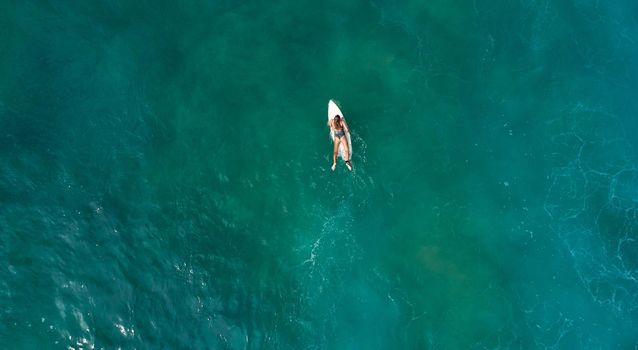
[1, 1, 638, 349]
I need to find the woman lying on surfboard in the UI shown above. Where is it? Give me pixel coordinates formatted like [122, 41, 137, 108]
[328, 115, 352, 171]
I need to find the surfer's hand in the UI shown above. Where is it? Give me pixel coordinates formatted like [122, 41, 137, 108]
[331, 163, 336, 171]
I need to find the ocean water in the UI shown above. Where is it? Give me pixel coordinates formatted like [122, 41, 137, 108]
[1, 0, 638, 348]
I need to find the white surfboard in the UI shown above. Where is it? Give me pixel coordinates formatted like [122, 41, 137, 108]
[328, 99, 352, 160]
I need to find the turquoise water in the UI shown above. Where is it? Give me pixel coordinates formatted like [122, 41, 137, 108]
[1, 0, 638, 348]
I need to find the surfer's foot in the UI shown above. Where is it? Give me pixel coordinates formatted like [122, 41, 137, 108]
[345, 160, 352, 171]
[331, 163, 336, 171]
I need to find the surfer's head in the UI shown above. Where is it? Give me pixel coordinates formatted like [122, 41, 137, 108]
[334, 115, 341, 122]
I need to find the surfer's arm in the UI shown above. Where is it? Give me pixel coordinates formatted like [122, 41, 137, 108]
[342, 120, 350, 133]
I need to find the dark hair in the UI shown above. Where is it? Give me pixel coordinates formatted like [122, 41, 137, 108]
[334, 115, 341, 122]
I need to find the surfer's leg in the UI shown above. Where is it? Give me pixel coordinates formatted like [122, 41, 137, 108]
[340, 138, 352, 171]
[332, 139, 339, 171]
[340, 138, 350, 161]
